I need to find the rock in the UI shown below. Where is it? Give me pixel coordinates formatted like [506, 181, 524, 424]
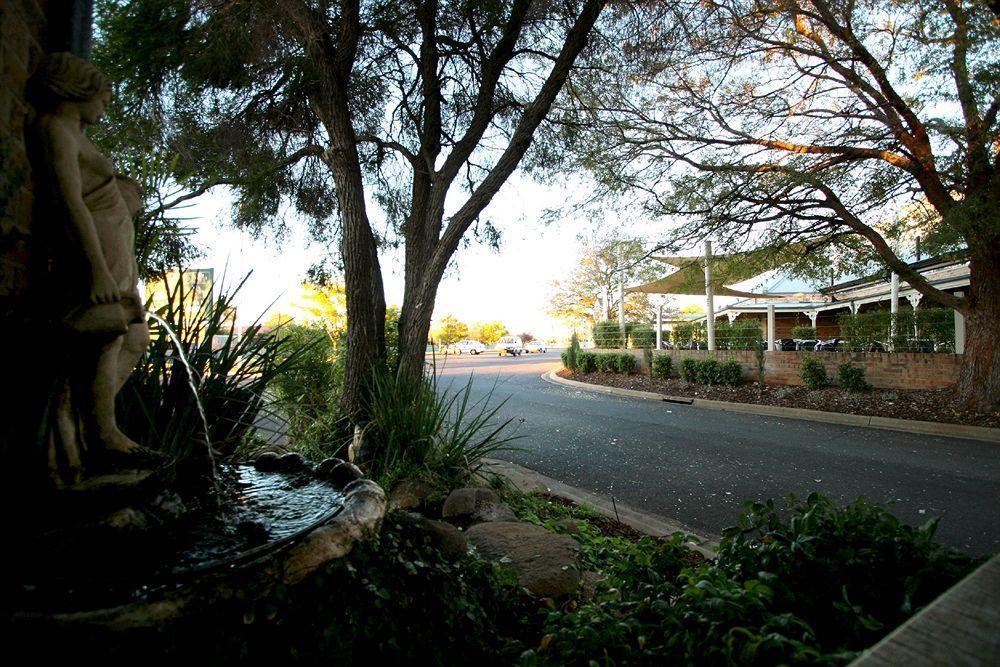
[316, 458, 364, 487]
[442, 487, 515, 523]
[553, 518, 581, 534]
[389, 479, 437, 510]
[104, 507, 151, 531]
[276, 452, 311, 472]
[466, 521, 581, 597]
[401, 512, 468, 558]
[580, 570, 607, 599]
[252, 451, 281, 471]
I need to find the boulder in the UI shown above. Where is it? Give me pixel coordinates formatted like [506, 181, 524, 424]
[553, 518, 581, 534]
[316, 458, 364, 487]
[442, 487, 516, 524]
[389, 479, 437, 510]
[466, 521, 581, 597]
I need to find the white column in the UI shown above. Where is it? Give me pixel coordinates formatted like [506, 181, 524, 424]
[889, 272, 899, 350]
[705, 240, 715, 350]
[727, 312, 738, 323]
[618, 270, 626, 348]
[954, 291, 965, 354]
[767, 304, 776, 351]
[808, 310, 818, 329]
[656, 304, 663, 349]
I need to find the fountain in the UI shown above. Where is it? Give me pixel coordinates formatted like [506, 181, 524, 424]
[5, 52, 385, 642]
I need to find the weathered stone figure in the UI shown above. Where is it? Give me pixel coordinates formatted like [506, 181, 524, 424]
[29, 52, 150, 481]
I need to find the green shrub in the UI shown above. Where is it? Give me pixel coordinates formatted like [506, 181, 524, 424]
[615, 353, 637, 374]
[652, 354, 673, 379]
[696, 357, 721, 385]
[577, 351, 597, 373]
[800, 354, 829, 389]
[559, 349, 571, 369]
[595, 353, 617, 373]
[679, 356, 700, 382]
[593, 320, 626, 348]
[629, 325, 656, 349]
[790, 325, 817, 339]
[838, 363, 871, 392]
[719, 359, 744, 386]
[119, 270, 306, 460]
[672, 320, 707, 347]
[566, 332, 580, 370]
[364, 369, 520, 490]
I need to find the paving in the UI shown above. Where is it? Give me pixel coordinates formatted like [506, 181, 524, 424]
[434, 350, 1000, 555]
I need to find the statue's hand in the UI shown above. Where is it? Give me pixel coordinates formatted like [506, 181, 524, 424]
[90, 267, 120, 304]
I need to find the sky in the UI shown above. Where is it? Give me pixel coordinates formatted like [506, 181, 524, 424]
[180, 172, 655, 340]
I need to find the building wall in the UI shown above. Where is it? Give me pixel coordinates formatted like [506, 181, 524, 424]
[591, 348, 961, 391]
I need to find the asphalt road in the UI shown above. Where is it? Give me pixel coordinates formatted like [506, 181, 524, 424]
[433, 350, 1000, 555]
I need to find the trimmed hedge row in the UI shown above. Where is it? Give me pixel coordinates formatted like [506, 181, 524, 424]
[679, 356, 744, 386]
[565, 351, 637, 374]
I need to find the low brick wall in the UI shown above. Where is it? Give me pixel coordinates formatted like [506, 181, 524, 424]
[590, 348, 961, 391]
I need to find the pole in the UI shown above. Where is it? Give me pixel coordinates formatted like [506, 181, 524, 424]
[705, 240, 715, 351]
[767, 304, 775, 352]
[618, 254, 626, 349]
[890, 272, 899, 351]
[954, 291, 965, 354]
[656, 303, 663, 349]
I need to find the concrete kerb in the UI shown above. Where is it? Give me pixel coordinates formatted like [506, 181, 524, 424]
[543, 371, 1000, 444]
[482, 458, 718, 559]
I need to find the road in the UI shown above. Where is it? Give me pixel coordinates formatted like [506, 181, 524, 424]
[433, 350, 1000, 555]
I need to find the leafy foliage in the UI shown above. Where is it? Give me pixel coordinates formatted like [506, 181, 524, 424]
[838, 363, 871, 392]
[791, 326, 818, 340]
[719, 359, 744, 386]
[118, 271, 304, 459]
[696, 357, 721, 385]
[364, 369, 521, 490]
[652, 354, 673, 379]
[800, 355, 830, 390]
[679, 356, 700, 382]
[577, 351, 597, 373]
[470, 321, 510, 346]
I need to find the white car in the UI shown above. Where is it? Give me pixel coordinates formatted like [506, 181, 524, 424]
[495, 336, 524, 356]
[523, 340, 547, 353]
[447, 339, 487, 355]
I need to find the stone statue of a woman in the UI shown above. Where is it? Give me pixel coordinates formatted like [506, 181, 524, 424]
[29, 52, 152, 482]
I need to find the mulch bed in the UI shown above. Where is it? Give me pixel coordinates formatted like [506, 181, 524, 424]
[558, 369, 1000, 429]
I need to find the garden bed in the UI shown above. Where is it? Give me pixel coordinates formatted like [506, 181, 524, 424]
[558, 369, 1000, 429]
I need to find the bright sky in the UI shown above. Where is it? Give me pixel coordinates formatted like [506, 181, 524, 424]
[182, 172, 636, 340]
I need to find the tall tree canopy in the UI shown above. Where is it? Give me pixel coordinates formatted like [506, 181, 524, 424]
[548, 0, 999, 409]
[95, 0, 607, 416]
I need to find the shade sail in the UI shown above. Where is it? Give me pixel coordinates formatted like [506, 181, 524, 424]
[628, 244, 809, 297]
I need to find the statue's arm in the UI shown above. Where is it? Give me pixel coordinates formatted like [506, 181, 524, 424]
[42, 121, 119, 304]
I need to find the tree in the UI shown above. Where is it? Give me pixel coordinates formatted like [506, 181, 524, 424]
[434, 316, 470, 346]
[95, 0, 608, 417]
[471, 321, 509, 345]
[547, 236, 666, 330]
[553, 0, 999, 410]
[518, 332, 535, 343]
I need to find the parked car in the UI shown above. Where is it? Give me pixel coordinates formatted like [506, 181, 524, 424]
[495, 336, 524, 356]
[524, 340, 547, 353]
[446, 339, 487, 355]
[814, 338, 842, 352]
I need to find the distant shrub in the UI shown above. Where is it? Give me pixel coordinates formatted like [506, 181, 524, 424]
[595, 353, 617, 373]
[679, 357, 700, 382]
[696, 357, 721, 385]
[719, 359, 744, 386]
[593, 321, 626, 348]
[577, 352, 597, 373]
[629, 325, 656, 349]
[800, 355, 829, 389]
[615, 353, 637, 374]
[652, 355, 673, 379]
[838, 363, 871, 392]
[790, 325, 817, 340]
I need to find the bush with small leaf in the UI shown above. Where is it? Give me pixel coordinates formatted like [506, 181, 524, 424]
[652, 355, 673, 379]
[615, 353, 637, 374]
[595, 353, 617, 373]
[679, 357, 700, 382]
[791, 325, 817, 339]
[696, 357, 721, 385]
[800, 354, 829, 389]
[719, 359, 744, 386]
[577, 351, 597, 373]
[838, 363, 871, 392]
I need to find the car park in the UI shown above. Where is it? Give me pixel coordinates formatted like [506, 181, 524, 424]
[523, 340, 547, 353]
[495, 336, 524, 356]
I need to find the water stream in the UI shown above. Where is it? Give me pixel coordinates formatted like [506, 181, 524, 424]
[147, 312, 216, 473]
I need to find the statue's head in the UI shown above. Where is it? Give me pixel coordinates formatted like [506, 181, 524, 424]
[30, 52, 111, 123]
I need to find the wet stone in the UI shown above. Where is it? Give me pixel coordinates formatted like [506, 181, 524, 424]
[317, 458, 364, 487]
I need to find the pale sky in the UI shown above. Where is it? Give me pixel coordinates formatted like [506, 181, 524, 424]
[182, 172, 638, 340]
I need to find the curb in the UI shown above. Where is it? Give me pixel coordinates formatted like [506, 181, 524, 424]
[543, 371, 1000, 444]
[482, 458, 718, 559]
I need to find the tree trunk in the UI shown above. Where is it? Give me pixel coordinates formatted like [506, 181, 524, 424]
[396, 264, 440, 388]
[956, 246, 1000, 412]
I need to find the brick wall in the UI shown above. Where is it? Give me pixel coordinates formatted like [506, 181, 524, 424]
[0, 0, 44, 314]
[591, 348, 961, 391]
